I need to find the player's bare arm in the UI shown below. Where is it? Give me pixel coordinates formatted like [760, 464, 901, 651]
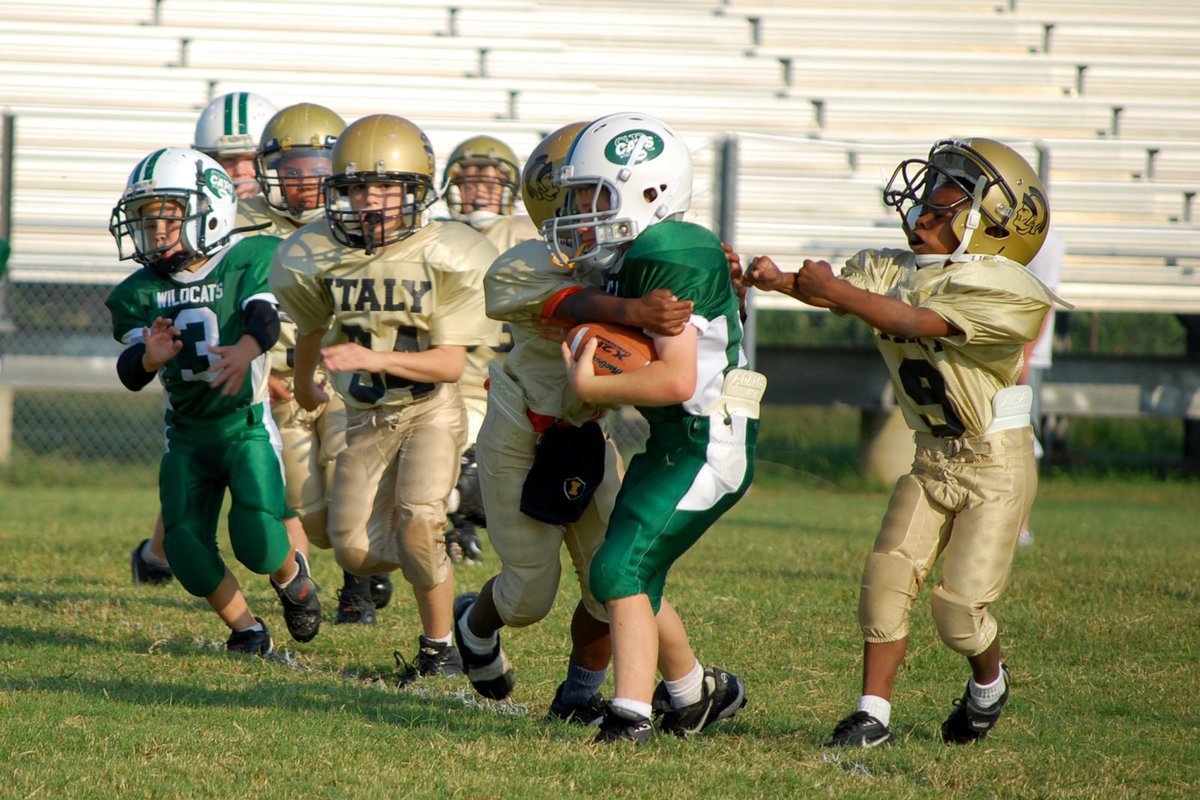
[724, 242, 749, 321]
[557, 287, 693, 337]
[292, 330, 330, 412]
[809, 269, 960, 340]
[321, 342, 467, 384]
[561, 324, 697, 407]
[141, 316, 183, 371]
[267, 374, 293, 405]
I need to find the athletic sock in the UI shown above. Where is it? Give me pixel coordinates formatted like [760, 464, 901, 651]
[141, 541, 170, 569]
[424, 632, 453, 647]
[665, 660, 705, 708]
[236, 620, 265, 634]
[610, 697, 653, 722]
[456, 601, 499, 655]
[341, 571, 371, 599]
[858, 694, 892, 727]
[560, 660, 607, 706]
[969, 670, 1006, 708]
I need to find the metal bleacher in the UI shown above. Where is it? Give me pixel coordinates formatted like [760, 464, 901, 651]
[0, 0, 1198, 381]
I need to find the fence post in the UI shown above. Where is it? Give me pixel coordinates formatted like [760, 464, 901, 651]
[715, 134, 751, 368]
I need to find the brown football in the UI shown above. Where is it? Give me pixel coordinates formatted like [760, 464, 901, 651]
[567, 322, 657, 375]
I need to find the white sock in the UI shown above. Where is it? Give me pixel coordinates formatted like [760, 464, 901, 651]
[237, 620, 264, 633]
[969, 670, 1006, 708]
[141, 541, 169, 569]
[610, 697, 653, 721]
[456, 603, 498, 654]
[424, 632, 453, 646]
[858, 695, 892, 727]
[665, 660, 705, 708]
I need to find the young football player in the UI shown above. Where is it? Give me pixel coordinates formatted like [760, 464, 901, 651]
[270, 114, 498, 681]
[130, 90, 281, 585]
[437, 134, 540, 565]
[107, 147, 321, 653]
[452, 122, 695, 723]
[556, 113, 763, 744]
[745, 138, 1060, 747]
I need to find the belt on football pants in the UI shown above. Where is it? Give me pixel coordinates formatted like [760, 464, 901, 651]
[914, 432, 993, 458]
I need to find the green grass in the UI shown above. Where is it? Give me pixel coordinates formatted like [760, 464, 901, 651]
[0, 470, 1196, 799]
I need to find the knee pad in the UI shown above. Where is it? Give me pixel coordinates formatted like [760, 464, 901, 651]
[858, 551, 919, 643]
[162, 522, 225, 598]
[494, 562, 561, 628]
[228, 502, 290, 576]
[395, 503, 451, 589]
[930, 582, 997, 657]
[299, 507, 330, 550]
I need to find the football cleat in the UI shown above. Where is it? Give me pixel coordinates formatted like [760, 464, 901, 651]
[226, 617, 273, 656]
[334, 588, 376, 625]
[271, 552, 321, 643]
[941, 664, 1011, 745]
[592, 708, 655, 745]
[395, 636, 465, 688]
[130, 539, 173, 586]
[369, 573, 394, 609]
[823, 711, 895, 748]
[652, 666, 747, 737]
[453, 592, 514, 700]
[547, 682, 607, 727]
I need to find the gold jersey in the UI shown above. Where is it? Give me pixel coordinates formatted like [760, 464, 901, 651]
[270, 219, 498, 410]
[485, 239, 609, 425]
[236, 196, 306, 375]
[480, 214, 539, 253]
[841, 249, 1052, 438]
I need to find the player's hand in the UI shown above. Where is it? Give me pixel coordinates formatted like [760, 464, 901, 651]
[792, 259, 838, 299]
[267, 374, 293, 406]
[321, 342, 381, 374]
[724, 242, 749, 322]
[141, 316, 183, 370]
[293, 377, 330, 412]
[209, 335, 261, 397]
[744, 256, 790, 293]
[629, 288, 692, 337]
[561, 338, 601, 401]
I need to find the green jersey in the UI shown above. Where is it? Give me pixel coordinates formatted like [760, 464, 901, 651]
[604, 220, 746, 425]
[105, 235, 281, 430]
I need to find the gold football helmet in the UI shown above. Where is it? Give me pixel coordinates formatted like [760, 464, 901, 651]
[441, 135, 520, 225]
[884, 137, 1050, 266]
[325, 114, 436, 253]
[255, 103, 346, 222]
[519, 122, 588, 230]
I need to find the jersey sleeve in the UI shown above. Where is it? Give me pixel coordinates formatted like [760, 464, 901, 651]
[485, 240, 586, 325]
[237, 235, 282, 309]
[428, 232, 497, 347]
[105, 277, 150, 346]
[920, 261, 1051, 346]
[621, 223, 730, 319]
[269, 227, 334, 336]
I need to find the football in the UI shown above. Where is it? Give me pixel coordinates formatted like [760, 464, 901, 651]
[567, 321, 657, 375]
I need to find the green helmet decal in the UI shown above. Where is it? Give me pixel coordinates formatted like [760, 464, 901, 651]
[604, 130, 663, 166]
[204, 168, 235, 200]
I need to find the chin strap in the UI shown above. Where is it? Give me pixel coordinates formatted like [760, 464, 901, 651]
[948, 175, 987, 262]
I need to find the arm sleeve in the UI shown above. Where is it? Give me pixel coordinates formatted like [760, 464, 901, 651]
[116, 343, 157, 391]
[242, 299, 281, 353]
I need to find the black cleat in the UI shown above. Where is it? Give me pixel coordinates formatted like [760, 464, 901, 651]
[592, 708, 655, 745]
[396, 636, 465, 687]
[653, 666, 747, 737]
[334, 588, 376, 625]
[941, 664, 1011, 745]
[823, 711, 895, 748]
[226, 617, 273, 656]
[547, 681, 607, 727]
[130, 539, 173, 586]
[271, 552, 321, 643]
[369, 574, 393, 609]
[453, 592, 514, 700]
[445, 521, 484, 565]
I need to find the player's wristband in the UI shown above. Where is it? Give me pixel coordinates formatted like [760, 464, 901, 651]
[117, 343, 157, 391]
[243, 300, 281, 354]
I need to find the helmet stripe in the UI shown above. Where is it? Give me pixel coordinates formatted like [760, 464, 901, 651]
[237, 92, 249, 134]
[137, 148, 166, 182]
[223, 93, 235, 136]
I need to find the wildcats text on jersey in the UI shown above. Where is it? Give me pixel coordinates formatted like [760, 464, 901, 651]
[156, 284, 225, 307]
[324, 277, 433, 313]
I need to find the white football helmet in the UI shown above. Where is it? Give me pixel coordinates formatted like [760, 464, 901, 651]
[193, 92, 278, 156]
[542, 112, 692, 270]
[109, 147, 238, 274]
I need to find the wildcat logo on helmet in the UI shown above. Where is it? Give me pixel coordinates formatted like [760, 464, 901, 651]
[204, 168, 236, 200]
[605, 130, 663, 166]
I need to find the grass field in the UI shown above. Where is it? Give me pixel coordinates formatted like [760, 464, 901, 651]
[0, 468, 1197, 799]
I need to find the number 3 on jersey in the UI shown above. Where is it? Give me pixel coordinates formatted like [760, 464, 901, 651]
[174, 307, 221, 382]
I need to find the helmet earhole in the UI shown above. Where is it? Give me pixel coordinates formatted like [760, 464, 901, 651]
[644, 188, 658, 203]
